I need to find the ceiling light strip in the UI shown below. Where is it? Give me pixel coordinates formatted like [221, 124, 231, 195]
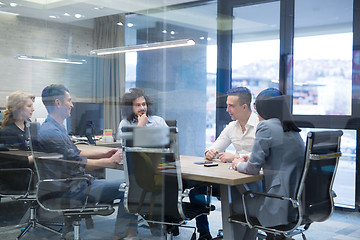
[16, 55, 87, 65]
[90, 39, 195, 56]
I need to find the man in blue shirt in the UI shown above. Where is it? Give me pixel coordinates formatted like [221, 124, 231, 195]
[38, 84, 137, 240]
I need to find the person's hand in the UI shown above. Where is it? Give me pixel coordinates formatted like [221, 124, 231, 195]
[109, 149, 123, 164]
[137, 113, 149, 127]
[242, 155, 250, 162]
[102, 148, 118, 158]
[231, 158, 242, 170]
[218, 152, 235, 163]
[205, 149, 218, 160]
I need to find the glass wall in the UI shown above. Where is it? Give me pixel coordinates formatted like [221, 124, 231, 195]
[124, 3, 218, 155]
[0, 0, 360, 238]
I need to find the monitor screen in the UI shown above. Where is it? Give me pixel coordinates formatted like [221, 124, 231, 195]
[67, 102, 104, 137]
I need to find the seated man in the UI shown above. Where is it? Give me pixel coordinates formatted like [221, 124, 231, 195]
[205, 87, 258, 162]
[191, 87, 259, 240]
[117, 87, 168, 139]
[38, 84, 137, 240]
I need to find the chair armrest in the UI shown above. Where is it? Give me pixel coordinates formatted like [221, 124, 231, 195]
[37, 176, 92, 212]
[240, 190, 301, 230]
[332, 190, 337, 198]
[40, 176, 92, 185]
[119, 182, 127, 192]
[181, 188, 194, 198]
[244, 190, 299, 208]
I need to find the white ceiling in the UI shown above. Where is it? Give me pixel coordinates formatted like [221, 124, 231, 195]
[0, 0, 353, 43]
[0, 0, 200, 24]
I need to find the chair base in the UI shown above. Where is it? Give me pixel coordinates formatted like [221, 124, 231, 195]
[16, 203, 62, 240]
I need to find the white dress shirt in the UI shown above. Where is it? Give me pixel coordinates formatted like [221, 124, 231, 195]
[206, 111, 259, 156]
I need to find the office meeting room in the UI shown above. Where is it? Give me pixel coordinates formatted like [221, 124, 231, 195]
[1, 0, 360, 240]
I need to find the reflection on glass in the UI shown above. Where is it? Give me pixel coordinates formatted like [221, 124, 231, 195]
[293, 0, 353, 115]
[206, 1, 281, 150]
[232, 1, 280, 97]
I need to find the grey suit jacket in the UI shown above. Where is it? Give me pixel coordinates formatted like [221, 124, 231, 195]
[237, 118, 305, 227]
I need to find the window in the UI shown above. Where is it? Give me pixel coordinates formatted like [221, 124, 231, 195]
[293, 0, 353, 115]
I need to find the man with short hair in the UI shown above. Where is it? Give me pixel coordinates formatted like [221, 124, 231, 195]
[38, 84, 137, 240]
[193, 87, 259, 240]
[205, 87, 259, 162]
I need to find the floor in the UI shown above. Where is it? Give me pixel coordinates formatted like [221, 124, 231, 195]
[0, 197, 359, 240]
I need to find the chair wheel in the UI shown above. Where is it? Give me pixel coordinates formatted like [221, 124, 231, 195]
[63, 231, 74, 240]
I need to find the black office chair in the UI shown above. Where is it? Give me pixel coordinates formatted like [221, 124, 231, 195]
[121, 127, 213, 240]
[32, 154, 115, 240]
[294, 120, 315, 128]
[165, 119, 177, 127]
[228, 130, 343, 240]
[25, 123, 115, 240]
[0, 168, 64, 239]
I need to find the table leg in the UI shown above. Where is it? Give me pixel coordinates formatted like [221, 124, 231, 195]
[220, 184, 239, 240]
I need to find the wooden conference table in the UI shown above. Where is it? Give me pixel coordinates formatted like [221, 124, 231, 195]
[0, 145, 263, 240]
[80, 145, 265, 239]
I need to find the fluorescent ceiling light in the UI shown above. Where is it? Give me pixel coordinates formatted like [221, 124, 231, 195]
[24, 0, 64, 4]
[90, 39, 195, 56]
[16, 55, 87, 65]
[0, 11, 19, 16]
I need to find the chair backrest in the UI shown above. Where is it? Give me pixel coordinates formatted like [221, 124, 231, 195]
[122, 126, 185, 222]
[27, 124, 90, 212]
[165, 119, 177, 127]
[0, 168, 33, 199]
[33, 154, 90, 211]
[297, 130, 343, 225]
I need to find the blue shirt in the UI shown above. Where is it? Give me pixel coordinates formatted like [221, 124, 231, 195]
[38, 116, 87, 184]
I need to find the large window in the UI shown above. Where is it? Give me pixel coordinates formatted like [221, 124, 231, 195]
[293, 0, 353, 115]
[232, 1, 280, 96]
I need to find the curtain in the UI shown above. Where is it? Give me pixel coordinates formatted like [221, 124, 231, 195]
[93, 14, 125, 135]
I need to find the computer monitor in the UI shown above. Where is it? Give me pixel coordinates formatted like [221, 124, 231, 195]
[67, 102, 104, 138]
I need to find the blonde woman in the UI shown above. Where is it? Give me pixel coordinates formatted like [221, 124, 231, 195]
[0, 91, 35, 164]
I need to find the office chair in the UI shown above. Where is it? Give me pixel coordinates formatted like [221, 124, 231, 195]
[165, 119, 177, 127]
[294, 120, 315, 128]
[228, 130, 343, 240]
[25, 124, 115, 240]
[0, 168, 63, 239]
[32, 154, 115, 240]
[121, 127, 213, 240]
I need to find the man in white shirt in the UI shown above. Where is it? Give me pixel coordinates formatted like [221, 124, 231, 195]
[205, 86, 259, 162]
[192, 87, 258, 240]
